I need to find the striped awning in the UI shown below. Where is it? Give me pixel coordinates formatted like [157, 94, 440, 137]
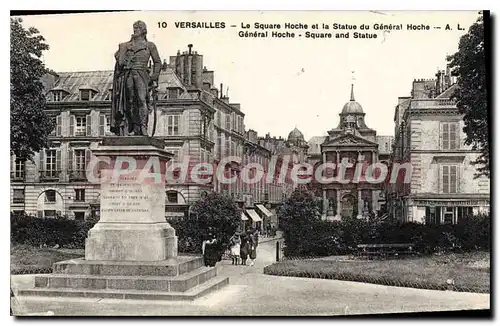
[255, 204, 273, 218]
[245, 209, 262, 222]
[241, 212, 248, 221]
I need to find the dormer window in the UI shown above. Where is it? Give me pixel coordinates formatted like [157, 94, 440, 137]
[48, 87, 69, 102]
[79, 85, 98, 101]
[80, 90, 91, 101]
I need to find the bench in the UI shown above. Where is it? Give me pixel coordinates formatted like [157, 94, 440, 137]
[356, 243, 414, 259]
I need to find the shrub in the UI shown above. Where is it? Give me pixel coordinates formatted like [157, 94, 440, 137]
[11, 212, 99, 249]
[169, 192, 240, 257]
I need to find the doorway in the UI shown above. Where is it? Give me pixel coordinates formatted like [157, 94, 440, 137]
[341, 194, 356, 218]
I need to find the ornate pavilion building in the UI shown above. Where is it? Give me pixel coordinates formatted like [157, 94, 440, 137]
[307, 85, 393, 220]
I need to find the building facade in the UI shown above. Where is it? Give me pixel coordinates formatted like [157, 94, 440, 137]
[388, 67, 490, 223]
[10, 45, 298, 227]
[307, 86, 394, 220]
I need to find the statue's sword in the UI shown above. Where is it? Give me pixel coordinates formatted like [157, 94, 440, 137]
[151, 83, 158, 137]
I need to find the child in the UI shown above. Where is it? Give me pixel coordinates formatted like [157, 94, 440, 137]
[229, 233, 241, 265]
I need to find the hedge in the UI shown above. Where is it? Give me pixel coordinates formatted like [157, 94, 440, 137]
[280, 215, 490, 257]
[11, 213, 98, 249]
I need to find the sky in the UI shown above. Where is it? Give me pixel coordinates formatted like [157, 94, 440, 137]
[18, 10, 479, 140]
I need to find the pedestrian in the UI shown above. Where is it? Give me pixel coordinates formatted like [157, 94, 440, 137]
[248, 231, 257, 266]
[240, 232, 250, 266]
[229, 233, 241, 265]
[202, 232, 218, 267]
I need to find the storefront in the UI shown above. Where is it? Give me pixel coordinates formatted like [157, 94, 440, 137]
[411, 198, 490, 224]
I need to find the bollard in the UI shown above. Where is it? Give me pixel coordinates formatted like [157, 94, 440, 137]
[276, 241, 280, 262]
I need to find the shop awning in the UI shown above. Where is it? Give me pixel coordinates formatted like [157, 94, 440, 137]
[241, 212, 248, 221]
[255, 204, 273, 218]
[245, 209, 262, 222]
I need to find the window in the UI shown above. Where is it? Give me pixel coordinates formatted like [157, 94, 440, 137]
[167, 115, 180, 136]
[45, 190, 56, 203]
[106, 116, 110, 133]
[53, 91, 64, 102]
[457, 207, 474, 222]
[74, 211, 85, 221]
[14, 159, 25, 179]
[80, 90, 91, 101]
[217, 111, 221, 126]
[442, 165, 458, 194]
[13, 189, 25, 204]
[166, 148, 180, 162]
[443, 207, 455, 224]
[166, 191, 178, 204]
[75, 189, 85, 202]
[75, 116, 86, 136]
[441, 122, 459, 150]
[46, 150, 57, 178]
[75, 150, 86, 171]
[225, 114, 231, 130]
[44, 210, 57, 218]
[225, 139, 230, 157]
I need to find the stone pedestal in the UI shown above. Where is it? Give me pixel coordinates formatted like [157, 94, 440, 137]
[19, 137, 229, 301]
[85, 137, 177, 261]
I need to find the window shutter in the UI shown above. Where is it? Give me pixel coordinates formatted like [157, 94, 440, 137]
[450, 166, 458, 193]
[449, 123, 457, 150]
[56, 115, 62, 136]
[442, 123, 449, 150]
[56, 149, 61, 175]
[39, 149, 45, 172]
[10, 155, 15, 173]
[442, 165, 449, 194]
[85, 149, 92, 171]
[99, 115, 106, 136]
[70, 115, 75, 136]
[67, 148, 74, 172]
[86, 115, 92, 136]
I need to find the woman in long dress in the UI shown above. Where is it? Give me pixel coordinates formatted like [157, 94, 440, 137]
[239, 233, 250, 265]
[202, 233, 218, 267]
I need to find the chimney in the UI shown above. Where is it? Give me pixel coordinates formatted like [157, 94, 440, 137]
[220, 83, 223, 98]
[188, 44, 193, 55]
[210, 87, 218, 98]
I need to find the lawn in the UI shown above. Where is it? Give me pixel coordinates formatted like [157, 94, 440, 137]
[264, 251, 490, 293]
[11, 244, 84, 274]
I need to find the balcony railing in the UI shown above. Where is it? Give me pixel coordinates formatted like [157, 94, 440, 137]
[410, 99, 456, 109]
[68, 170, 88, 181]
[10, 171, 25, 181]
[39, 170, 61, 181]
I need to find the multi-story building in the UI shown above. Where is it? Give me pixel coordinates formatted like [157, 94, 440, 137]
[10, 45, 300, 227]
[306, 85, 394, 220]
[389, 66, 490, 223]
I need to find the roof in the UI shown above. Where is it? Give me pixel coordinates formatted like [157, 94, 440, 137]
[307, 136, 327, 154]
[46, 67, 187, 102]
[287, 127, 305, 142]
[341, 84, 364, 114]
[436, 83, 457, 99]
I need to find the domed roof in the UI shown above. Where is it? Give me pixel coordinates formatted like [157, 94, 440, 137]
[288, 127, 305, 143]
[342, 84, 364, 114]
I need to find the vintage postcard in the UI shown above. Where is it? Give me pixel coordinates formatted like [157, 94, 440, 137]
[10, 10, 490, 317]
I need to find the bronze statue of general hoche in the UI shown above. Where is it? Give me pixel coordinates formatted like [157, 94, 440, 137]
[110, 21, 161, 136]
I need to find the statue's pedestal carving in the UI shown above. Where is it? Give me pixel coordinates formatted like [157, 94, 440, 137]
[19, 137, 229, 301]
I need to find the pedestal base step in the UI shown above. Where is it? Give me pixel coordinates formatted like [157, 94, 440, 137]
[53, 256, 203, 277]
[19, 276, 229, 301]
[35, 267, 217, 292]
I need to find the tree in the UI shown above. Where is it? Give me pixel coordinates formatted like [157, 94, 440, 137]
[11, 17, 54, 161]
[447, 13, 489, 178]
[182, 192, 240, 256]
[276, 187, 322, 256]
